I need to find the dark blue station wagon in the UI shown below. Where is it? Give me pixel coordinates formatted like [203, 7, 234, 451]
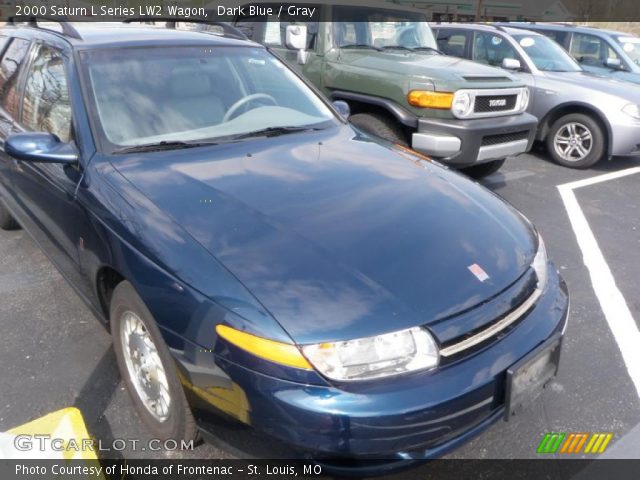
[0, 20, 568, 464]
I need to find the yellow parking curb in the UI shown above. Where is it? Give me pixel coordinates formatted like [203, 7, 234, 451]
[6, 407, 100, 462]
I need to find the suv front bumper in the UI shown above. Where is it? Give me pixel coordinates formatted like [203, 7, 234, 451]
[412, 113, 538, 167]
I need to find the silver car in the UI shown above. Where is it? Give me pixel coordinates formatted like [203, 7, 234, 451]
[433, 24, 640, 168]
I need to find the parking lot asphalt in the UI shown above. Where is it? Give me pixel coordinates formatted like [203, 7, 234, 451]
[1, 149, 639, 462]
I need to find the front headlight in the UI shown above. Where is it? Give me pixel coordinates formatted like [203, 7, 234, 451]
[519, 87, 530, 112]
[451, 91, 473, 118]
[302, 327, 439, 381]
[622, 103, 640, 119]
[532, 234, 548, 292]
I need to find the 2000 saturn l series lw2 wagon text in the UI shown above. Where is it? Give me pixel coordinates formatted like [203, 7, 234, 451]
[0, 21, 569, 464]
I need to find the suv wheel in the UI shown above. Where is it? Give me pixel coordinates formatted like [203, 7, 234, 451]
[547, 113, 605, 169]
[349, 113, 409, 147]
[111, 281, 198, 442]
[461, 159, 506, 179]
[0, 200, 20, 230]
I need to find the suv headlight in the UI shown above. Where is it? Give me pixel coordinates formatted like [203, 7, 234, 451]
[302, 327, 439, 381]
[451, 91, 473, 118]
[532, 233, 548, 292]
[622, 103, 640, 119]
[518, 87, 530, 112]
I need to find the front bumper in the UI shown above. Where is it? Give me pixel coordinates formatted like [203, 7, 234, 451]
[411, 113, 538, 167]
[608, 114, 640, 157]
[193, 268, 569, 459]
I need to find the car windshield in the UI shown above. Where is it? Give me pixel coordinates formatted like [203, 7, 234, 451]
[332, 6, 437, 51]
[79, 46, 336, 150]
[615, 35, 640, 65]
[513, 34, 582, 72]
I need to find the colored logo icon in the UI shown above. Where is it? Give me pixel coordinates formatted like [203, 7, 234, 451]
[537, 432, 613, 454]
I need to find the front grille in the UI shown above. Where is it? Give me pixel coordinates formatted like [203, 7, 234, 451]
[439, 286, 541, 363]
[474, 94, 518, 113]
[481, 130, 530, 147]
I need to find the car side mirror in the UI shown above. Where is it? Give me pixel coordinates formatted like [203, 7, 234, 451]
[332, 100, 350, 119]
[605, 57, 623, 70]
[5, 132, 78, 165]
[285, 24, 310, 65]
[502, 58, 522, 71]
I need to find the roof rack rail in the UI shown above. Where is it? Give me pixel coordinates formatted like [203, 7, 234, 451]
[123, 18, 248, 41]
[7, 16, 82, 40]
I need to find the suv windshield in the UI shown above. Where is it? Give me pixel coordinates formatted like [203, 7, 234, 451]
[332, 6, 436, 51]
[615, 35, 640, 66]
[79, 46, 336, 150]
[513, 34, 582, 72]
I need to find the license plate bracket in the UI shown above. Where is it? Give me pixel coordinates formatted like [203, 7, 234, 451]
[504, 333, 562, 421]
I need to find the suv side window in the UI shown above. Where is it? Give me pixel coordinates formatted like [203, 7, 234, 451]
[436, 29, 469, 57]
[473, 32, 519, 67]
[22, 45, 71, 142]
[0, 38, 31, 119]
[570, 33, 619, 67]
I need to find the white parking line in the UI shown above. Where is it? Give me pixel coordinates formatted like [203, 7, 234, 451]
[558, 167, 640, 398]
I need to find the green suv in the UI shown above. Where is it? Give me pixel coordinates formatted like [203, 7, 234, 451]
[232, 3, 537, 176]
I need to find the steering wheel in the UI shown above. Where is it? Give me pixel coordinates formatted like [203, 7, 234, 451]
[223, 94, 277, 122]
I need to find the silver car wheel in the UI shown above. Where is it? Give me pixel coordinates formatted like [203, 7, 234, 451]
[120, 311, 171, 422]
[553, 122, 593, 162]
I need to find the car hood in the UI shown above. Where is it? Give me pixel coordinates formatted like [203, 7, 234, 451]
[111, 127, 536, 345]
[337, 50, 523, 90]
[540, 70, 640, 102]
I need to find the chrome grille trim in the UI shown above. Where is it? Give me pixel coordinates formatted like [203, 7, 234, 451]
[440, 287, 542, 357]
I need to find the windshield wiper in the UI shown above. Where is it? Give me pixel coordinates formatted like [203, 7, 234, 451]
[231, 126, 321, 140]
[411, 46, 444, 55]
[340, 44, 382, 52]
[381, 45, 415, 52]
[113, 140, 219, 154]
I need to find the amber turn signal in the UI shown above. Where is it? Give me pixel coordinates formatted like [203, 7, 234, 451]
[408, 90, 454, 109]
[216, 325, 313, 370]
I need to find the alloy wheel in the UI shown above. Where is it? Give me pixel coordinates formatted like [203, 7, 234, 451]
[553, 122, 593, 162]
[120, 311, 171, 422]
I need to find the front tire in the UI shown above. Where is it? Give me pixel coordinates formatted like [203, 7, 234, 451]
[111, 281, 197, 442]
[546, 113, 605, 169]
[349, 112, 409, 147]
[0, 200, 20, 230]
[461, 158, 506, 179]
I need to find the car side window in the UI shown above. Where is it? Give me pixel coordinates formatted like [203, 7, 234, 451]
[436, 30, 469, 58]
[22, 45, 72, 143]
[234, 15, 265, 42]
[570, 33, 619, 67]
[539, 30, 569, 49]
[0, 38, 31, 119]
[0, 36, 9, 55]
[473, 32, 519, 67]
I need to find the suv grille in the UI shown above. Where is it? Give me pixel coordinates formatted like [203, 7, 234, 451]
[481, 131, 529, 147]
[475, 94, 518, 113]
